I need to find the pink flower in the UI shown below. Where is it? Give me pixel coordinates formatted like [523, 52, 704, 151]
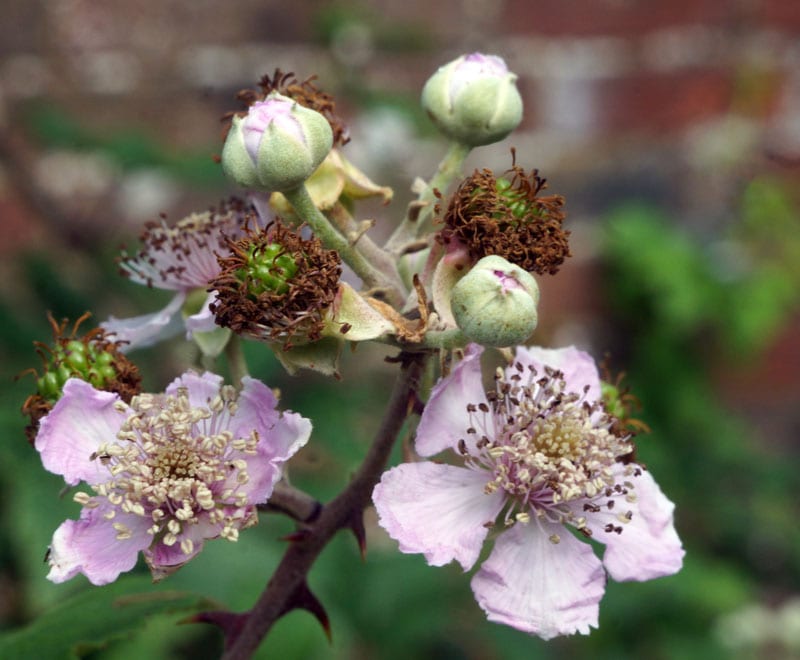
[103, 199, 260, 351]
[36, 371, 311, 585]
[372, 345, 684, 640]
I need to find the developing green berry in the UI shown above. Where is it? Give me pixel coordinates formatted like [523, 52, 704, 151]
[236, 243, 300, 298]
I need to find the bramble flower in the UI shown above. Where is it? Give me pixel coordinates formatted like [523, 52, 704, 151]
[37, 370, 311, 585]
[373, 345, 683, 639]
[103, 199, 256, 352]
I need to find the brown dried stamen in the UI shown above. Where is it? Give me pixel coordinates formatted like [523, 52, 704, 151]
[210, 221, 342, 349]
[438, 165, 571, 275]
[20, 312, 141, 444]
[222, 69, 349, 147]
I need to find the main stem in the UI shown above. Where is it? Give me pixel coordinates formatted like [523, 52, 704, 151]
[222, 353, 426, 660]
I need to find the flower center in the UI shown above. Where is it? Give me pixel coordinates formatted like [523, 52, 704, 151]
[463, 362, 634, 529]
[75, 386, 258, 555]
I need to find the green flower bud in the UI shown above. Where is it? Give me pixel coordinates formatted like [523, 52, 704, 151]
[221, 92, 333, 192]
[421, 52, 523, 147]
[450, 255, 539, 347]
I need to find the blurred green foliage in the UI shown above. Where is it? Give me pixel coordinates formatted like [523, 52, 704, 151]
[24, 104, 226, 187]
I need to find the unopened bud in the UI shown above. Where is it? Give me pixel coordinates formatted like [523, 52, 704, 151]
[450, 255, 539, 347]
[421, 52, 523, 147]
[222, 92, 333, 192]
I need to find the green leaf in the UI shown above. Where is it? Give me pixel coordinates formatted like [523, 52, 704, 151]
[0, 576, 216, 659]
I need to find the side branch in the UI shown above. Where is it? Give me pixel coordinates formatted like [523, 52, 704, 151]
[222, 353, 426, 659]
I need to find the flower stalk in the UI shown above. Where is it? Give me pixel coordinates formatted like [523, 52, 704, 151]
[283, 184, 404, 305]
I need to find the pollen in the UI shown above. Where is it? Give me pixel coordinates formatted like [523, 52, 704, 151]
[466, 361, 634, 529]
[84, 385, 258, 554]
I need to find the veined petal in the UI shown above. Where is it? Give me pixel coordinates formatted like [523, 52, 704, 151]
[471, 521, 605, 640]
[594, 469, 684, 582]
[102, 293, 187, 351]
[47, 506, 151, 586]
[229, 378, 310, 502]
[415, 344, 489, 457]
[513, 345, 602, 402]
[228, 376, 279, 438]
[35, 379, 124, 486]
[373, 462, 503, 571]
[165, 370, 224, 410]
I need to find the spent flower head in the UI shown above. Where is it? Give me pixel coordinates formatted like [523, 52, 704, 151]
[422, 52, 523, 147]
[103, 198, 257, 351]
[22, 313, 141, 443]
[37, 371, 311, 585]
[210, 221, 342, 349]
[439, 164, 570, 276]
[373, 345, 683, 639]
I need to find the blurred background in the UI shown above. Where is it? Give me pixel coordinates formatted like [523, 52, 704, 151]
[1, 1, 800, 658]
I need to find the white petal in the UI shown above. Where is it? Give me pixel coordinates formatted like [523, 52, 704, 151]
[471, 521, 605, 639]
[102, 293, 186, 351]
[184, 291, 219, 335]
[591, 468, 684, 582]
[165, 370, 224, 410]
[373, 462, 504, 571]
[415, 344, 490, 457]
[35, 379, 124, 486]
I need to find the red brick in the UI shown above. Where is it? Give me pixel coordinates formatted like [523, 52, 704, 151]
[757, 0, 800, 31]
[502, 0, 737, 37]
[597, 70, 734, 132]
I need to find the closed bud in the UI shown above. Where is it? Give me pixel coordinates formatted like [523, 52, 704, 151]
[221, 92, 333, 192]
[450, 255, 539, 347]
[421, 52, 523, 147]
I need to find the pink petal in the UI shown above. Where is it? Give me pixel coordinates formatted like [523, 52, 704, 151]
[225, 378, 310, 503]
[166, 370, 224, 410]
[372, 462, 504, 570]
[594, 469, 685, 582]
[47, 506, 151, 586]
[513, 345, 602, 402]
[35, 379, 125, 486]
[145, 518, 213, 570]
[183, 291, 220, 335]
[102, 293, 187, 351]
[415, 344, 490, 457]
[471, 522, 605, 639]
[235, 410, 311, 504]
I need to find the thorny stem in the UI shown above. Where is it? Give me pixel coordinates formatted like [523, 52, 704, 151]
[385, 141, 471, 253]
[283, 184, 404, 306]
[221, 353, 426, 660]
